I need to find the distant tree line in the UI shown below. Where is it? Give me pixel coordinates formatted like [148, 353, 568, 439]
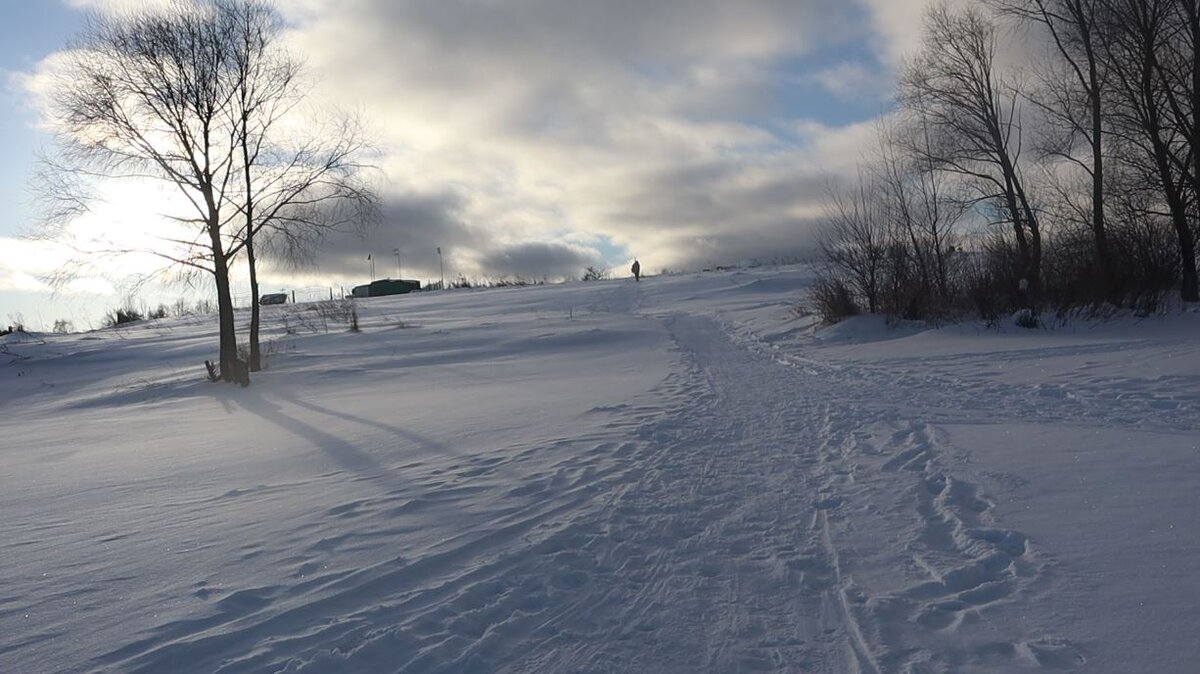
[814, 0, 1200, 326]
[40, 0, 378, 384]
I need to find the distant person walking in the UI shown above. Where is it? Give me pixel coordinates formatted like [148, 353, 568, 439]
[631, 259, 641, 282]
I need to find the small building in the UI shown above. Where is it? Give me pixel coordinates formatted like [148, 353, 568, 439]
[350, 279, 421, 298]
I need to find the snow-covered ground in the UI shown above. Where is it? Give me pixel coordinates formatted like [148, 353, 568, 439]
[2, 267, 1197, 673]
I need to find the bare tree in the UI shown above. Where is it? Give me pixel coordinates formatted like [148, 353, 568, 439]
[819, 172, 889, 313]
[1157, 0, 1199, 215]
[40, 0, 379, 381]
[1100, 0, 1198, 301]
[1155, 0, 1200, 300]
[990, 0, 1116, 295]
[226, 0, 294, 374]
[900, 3, 1044, 290]
[44, 2, 246, 381]
[875, 114, 966, 311]
[221, 0, 377, 372]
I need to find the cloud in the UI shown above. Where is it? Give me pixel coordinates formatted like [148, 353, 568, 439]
[853, 0, 937, 67]
[258, 188, 476, 281]
[478, 241, 606, 280]
[24, 0, 906, 296]
[0, 267, 48, 293]
[804, 61, 892, 103]
[274, 1, 890, 273]
[0, 237, 72, 292]
[62, 0, 187, 15]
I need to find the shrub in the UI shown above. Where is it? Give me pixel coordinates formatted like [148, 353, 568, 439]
[1013, 308, 1041, 329]
[493, 276, 542, 287]
[4, 314, 27, 335]
[809, 274, 860, 324]
[582, 265, 609, 282]
[103, 307, 144, 328]
[170, 298, 193, 317]
[288, 299, 361, 334]
[238, 338, 283, 370]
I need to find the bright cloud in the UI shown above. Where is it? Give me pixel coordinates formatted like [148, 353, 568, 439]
[0, 238, 70, 292]
[805, 61, 892, 103]
[853, 0, 938, 67]
[62, 0, 182, 14]
[22, 0, 916, 294]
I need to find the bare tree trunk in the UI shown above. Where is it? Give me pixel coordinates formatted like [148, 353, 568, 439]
[1179, 223, 1200, 301]
[1088, 45, 1113, 292]
[209, 225, 240, 381]
[242, 122, 262, 372]
[1148, 90, 1199, 301]
[998, 152, 1038, 281]
[246, 229, 262, 370]
[1193, 3, 1200, 211]
[1014, 175, 1043, 283]
[1184, 0, 1200, 301]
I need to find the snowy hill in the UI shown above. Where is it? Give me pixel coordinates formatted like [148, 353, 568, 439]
[2, 267, 1198, 673]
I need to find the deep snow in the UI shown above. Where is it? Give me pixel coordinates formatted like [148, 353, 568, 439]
[2, 267, 1197, 673]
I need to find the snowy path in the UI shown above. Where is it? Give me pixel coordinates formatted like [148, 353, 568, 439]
[493, 312, 1078, 674]
[209, 311, 1074, 673]
[206, 312, 895, 673]
[5, 269, 1197, 672]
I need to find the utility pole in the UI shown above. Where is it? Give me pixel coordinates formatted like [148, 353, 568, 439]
[437, 246, 445, 290]
[393, 247, 402, 279]
[368, 253, 374, 281]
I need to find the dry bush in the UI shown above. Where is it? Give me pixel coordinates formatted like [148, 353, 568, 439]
[808, 274, 861, 324]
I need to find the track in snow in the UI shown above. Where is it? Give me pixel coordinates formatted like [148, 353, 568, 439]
[70, 283, 1081, 673]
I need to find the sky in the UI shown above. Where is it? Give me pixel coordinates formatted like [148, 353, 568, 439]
[0, 0, 933, 330]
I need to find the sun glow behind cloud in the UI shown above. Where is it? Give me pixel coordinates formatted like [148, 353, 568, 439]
[63, 181, 206, 272]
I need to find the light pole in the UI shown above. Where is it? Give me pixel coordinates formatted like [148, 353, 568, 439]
[437, 246, 445, 290]
[393, 248, 402, 279]
[367, 253, 374, 281]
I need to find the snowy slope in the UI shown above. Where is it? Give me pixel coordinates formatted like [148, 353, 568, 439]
[1, 267, 1197, 673]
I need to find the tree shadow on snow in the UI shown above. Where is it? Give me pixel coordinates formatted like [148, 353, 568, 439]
[231, 391, 415, 492]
